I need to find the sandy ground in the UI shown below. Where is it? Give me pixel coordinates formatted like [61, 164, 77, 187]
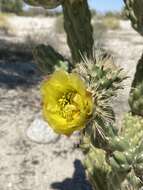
[0, 16, 143, 190]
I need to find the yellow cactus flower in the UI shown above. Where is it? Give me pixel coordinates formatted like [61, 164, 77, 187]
[41, 70, 93, 136]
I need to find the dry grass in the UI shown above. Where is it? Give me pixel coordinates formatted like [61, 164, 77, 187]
[0, 13, 9, 33]
[102, 16, 120, 30]
[92, 15, 120, 42]
[0, 13, 14, 35]
[92, 21, 107, 41]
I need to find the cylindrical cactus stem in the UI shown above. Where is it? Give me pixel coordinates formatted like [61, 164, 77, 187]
[62, 0, 94, 63]
[83, 147, 111, 190]
[129, 53, 143, 116]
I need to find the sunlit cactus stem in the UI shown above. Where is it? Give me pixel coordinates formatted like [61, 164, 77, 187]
[62, 0, 94, 63]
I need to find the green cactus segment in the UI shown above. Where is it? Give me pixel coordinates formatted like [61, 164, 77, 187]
[129, 54, 143, 116]
[83, 147, 111, 190]
[108, 114, 143, 185]
[126, 170, 142, 189]
[129, 84, 143, 116]
[76, 51, 126, 96]
[75, 52, 126, 142]
[108, 114, 143, 171]
[123, 0, 143, 35]
[123, 114, 143, 179]
[134, 147, 143, 180]
[62, 0, 94, 63]
[33, 44, 69, 74]
[82, 114, 143, 190]
[122, 114, 143, 145]
[23, 0, 62, 9]
[78, 52, 143, 189]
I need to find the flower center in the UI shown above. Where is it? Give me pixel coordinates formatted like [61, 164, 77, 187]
[58, 91, 79, 121]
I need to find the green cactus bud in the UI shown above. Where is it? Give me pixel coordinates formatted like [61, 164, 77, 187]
[112, 151, 130, 166]
[108, 137, 130, 152]
[108, 157, 122, 171]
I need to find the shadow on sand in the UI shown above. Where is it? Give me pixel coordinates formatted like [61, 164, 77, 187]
[0, 39, 41, 89]
[51, 159, 92, 190]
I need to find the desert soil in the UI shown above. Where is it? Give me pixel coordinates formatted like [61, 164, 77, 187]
[0, 16, 143, 190]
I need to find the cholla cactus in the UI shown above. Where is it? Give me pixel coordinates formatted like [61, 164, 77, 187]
[25, 0, 143, 188]
[75, 50, 125, 131]
[39, 49, 143, 189]
[74, 53, 143, 190]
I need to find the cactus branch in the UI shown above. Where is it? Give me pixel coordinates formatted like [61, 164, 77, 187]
[62, 0, 94, 63]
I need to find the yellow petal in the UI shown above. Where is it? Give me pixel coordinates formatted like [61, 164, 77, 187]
[41, 70, 94, 136]
[69, 73, 86, 95]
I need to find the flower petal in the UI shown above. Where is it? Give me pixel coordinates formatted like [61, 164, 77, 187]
[69, 73, 86, 95]
[41, 70, 93, 136]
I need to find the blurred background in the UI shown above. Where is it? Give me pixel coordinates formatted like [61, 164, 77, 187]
[0, 1, 143, 190]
